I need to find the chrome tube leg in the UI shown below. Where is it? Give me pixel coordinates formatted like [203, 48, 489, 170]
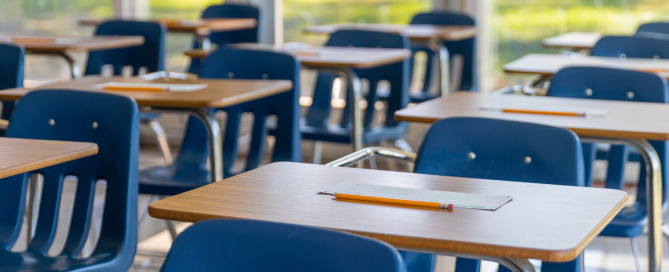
[581, 137, 663, 272]
[427, 37, 450, 96]
[145, 120, 173, 165]
[187, 108, 223, 183]
[26, 174, 37, 245]
[338, 67, 364, 153]
[198, 36, 212, 52]
[631, 237, 642, 272]
[312, 141, 323, 164]
[399, 247, 536, 272]
[57, 52, 81, 79]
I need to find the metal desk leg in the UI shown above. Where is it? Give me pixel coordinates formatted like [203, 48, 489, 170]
[427, 37, 450, 96]
[198, 36, 212, 52]
[337, 67, 364, 153]
[582, 137, 663, 272]
[187, 108, 223, 183]
[56, 52, 81, 79]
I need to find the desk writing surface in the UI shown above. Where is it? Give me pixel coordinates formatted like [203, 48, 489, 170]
[503, 53, 669, 77]
[186, 45, 412, 69]
[79, 18, 257, 34]
[149, 162, 627, 262]
[303, 23, 477, 41]
[0, 76, 293, 109]
[395, 92, 669, 141]
[0, 138, 98, 179]
[0, 35, 145, 53]
[541, 32, 601, 49]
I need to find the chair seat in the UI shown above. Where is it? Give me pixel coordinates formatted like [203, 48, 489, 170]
[599, 202, 648, 237]
[0, 248, 119, 271]
[301, 123, 407, 144]
[139, 165, 210, 196]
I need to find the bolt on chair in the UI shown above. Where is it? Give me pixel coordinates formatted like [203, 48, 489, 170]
[301, 30, 412, 164]
[0, 89, 139, 271]
[327, 117, 585, 272]
[408, 11, 477, 102]
[546, 66, 669, 272]
[0, 43, 25, 135]
[85, 20, 173, 165]
[159, 219, 407, 272]
[187, 4, 260, 74]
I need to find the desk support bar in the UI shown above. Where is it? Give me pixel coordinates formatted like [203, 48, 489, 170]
[581, 136, 663, 272]
[326, 147, 416, 167]
[426, 38, 451, 95]
[397, 248, 537, 272]
[28, 51, 82, 79]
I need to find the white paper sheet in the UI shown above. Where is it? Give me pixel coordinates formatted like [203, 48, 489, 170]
[92, 82, 207, 92]
[321, 182, 512, 211]
[480, 102, 610, 117]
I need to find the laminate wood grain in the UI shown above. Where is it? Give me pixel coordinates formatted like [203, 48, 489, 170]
[541, 32, 601, 49]
[394, 92, 669, 140]
[148, 162, 628, 262]
[503, 53, 669, 78]
[0, 76, 293, 108]
[185, 45, 412, 69]
[303, 23, 478, 41]
[78, 18, 257, 34]
[0, 138, 97, 179]
[0, 35, 145, 53]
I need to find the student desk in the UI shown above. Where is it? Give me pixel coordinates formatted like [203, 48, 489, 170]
[0, 138, 97, 179]
[148, 162, 628, 272]
[503, 53, 669, 86]
[541, 32, 601, 51]
[395, 91, 669, 272]
[0, 35, 145, 79]
[303, 23, 478, 95]
[186, 45, 412, 153]
[0, 76, 293, 184]
[79, 18, 257, 51]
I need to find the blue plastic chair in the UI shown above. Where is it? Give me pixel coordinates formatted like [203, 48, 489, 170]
[636, 22, 669, 36]
[302, 30, 411, 154]
[85, 20, 172, 163]
[409, 11, 476, 102]
[546, 67, 669, 268]
[160, 219, 407, 272]
[0, 43, 24, 136]
[187, 4, 260, 74]
[591, 35, 669, 59]
[0, 89, 139, 271]
[138, 47, 301, 196]
[410, 117, 584, 272]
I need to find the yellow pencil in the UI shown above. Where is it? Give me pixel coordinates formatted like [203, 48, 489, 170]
[103, 86, 167, 93]
[502, 108, 585, 117]
[334, 193, 453, 209]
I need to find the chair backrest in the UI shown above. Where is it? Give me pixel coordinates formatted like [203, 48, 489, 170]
[175, 47, 301, 178]
[410, 11, 476, 91]
[187, 4, 260, 74]
[414, 117, 584, 186]
[636, 22, 669, 35]
[591, 35, 669, 59]
[547, 66, 669, 206]
[304, 30, 410, 132]
[0, 43, 24, 121]
[160, 219, 406, 272]
[85, 21, 166, 76]
[0, 90, 138, 267]
[0, 43, 24, 90]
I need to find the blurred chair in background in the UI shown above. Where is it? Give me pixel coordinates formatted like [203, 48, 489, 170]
[0, 43, 25, 135]
[409, 11, 476, 102]
[302, 30, 411, 163]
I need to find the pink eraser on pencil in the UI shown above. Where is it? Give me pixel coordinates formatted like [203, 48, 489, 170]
[447, 204, 454, 209]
